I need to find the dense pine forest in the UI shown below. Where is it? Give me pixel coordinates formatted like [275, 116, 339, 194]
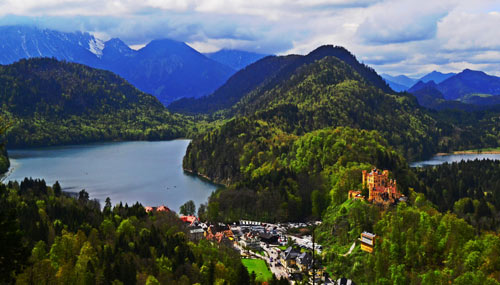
[182, 48, 500, 224]
[319, 194, 500, 284]
[414, 160, 500, 231]
[185, 122, 411, 221]
[0, 58, 191, 148]
[0, 178, 259, 284]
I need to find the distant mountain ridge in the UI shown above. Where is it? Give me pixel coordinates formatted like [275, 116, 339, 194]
[0, 25, 259, 105]
[409, 69, 500, 100]
[204, 49, 268, 70]
[0, 26, 102, 64]
[381, 74, 417, 91]
[382, 71, 456, 91]
[419, 71, 456, 84]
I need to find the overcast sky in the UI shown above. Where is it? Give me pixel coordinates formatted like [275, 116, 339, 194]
[0, 0, 498, 77]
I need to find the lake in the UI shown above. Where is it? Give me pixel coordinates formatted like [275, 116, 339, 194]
[411, 153, 500, 167]
[4, 140, 218, 212]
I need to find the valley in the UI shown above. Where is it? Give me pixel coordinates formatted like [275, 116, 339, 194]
[1, 22, 500, 284]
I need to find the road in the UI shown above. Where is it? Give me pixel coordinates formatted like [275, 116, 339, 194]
[260, 242, 289, 280]
[343, 241, 356, 256]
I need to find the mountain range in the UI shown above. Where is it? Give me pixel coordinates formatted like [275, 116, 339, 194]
[0, 26, 265, 105]
[382, 71, 456, 91]
[204, 49, 268, 70]
[406, 69, 500, 109]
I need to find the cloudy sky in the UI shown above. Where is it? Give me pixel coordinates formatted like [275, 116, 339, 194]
[0, 0, 499, 77]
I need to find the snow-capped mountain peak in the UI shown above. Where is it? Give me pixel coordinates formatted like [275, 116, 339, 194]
[88, 37, 104, 58]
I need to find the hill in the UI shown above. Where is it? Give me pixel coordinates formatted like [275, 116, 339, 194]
[407, 81, 445, 108]
[182, 54, 449, 222]
[229, 56, 440, 160]
[168, 55, 299, 114]
[0, 26, 235, 105]
[0, 58, 190, 148]
[438, 69, 500, 100]
[409, 69, 500, 102]
[169, 45, 392, 114]
[183, 48, 500, 221]
[419, 70, 456, 84]
[204, 49, 268, 70]
[184, 122, 411, 221]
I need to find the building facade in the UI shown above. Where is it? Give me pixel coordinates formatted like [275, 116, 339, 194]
[362, 168, 402, 204]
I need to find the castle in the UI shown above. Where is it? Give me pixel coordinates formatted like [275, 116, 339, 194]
[348, 168, 403, 205]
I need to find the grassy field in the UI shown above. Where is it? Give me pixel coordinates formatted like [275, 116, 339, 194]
[242, 259, 273, 282]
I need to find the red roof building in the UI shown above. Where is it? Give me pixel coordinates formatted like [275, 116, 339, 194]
[144, 205, 171, 213]
[180, 215, 198, 226]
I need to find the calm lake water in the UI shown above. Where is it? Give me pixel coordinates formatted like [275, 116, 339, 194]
[4, 140, 218, 212]
[411, 153, 500, 167]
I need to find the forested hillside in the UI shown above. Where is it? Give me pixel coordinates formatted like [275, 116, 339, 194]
[0, 58, 190, 148]
[414, 160, 500, 230]
[182, 47, 500, 223]
[0, 178, 250, 284]
[231, 56, 441, 160]
[319, 195, 500, 284]
[185, 122, 411, 221]
[169, 45, 392, 115]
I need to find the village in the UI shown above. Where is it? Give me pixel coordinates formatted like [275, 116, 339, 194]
[145, 168, 404, 284]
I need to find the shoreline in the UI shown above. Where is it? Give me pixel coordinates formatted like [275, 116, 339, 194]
[436, 150, 500, 156]
[6, 137, 192, 151]
[183, 168, 229, 187]
[1, 159, 19, 182]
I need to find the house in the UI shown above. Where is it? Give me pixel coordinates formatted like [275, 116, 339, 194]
[206, 224, 235, 244]
[180, 215, 198, 226]
[281, 247, 300, 268]
[297, 252, 313, 271]
[239, 233, 261, 251]
[259, 231, 279, 244]
[144, 205, 171, 213]
[157, 205, 170, 212]
[239, 220, 261, 226]
[230, 227, 243, 240]
[189, 227, 205, 241]
[359, 231, 376, 253]
[348, 190, 364, 200]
